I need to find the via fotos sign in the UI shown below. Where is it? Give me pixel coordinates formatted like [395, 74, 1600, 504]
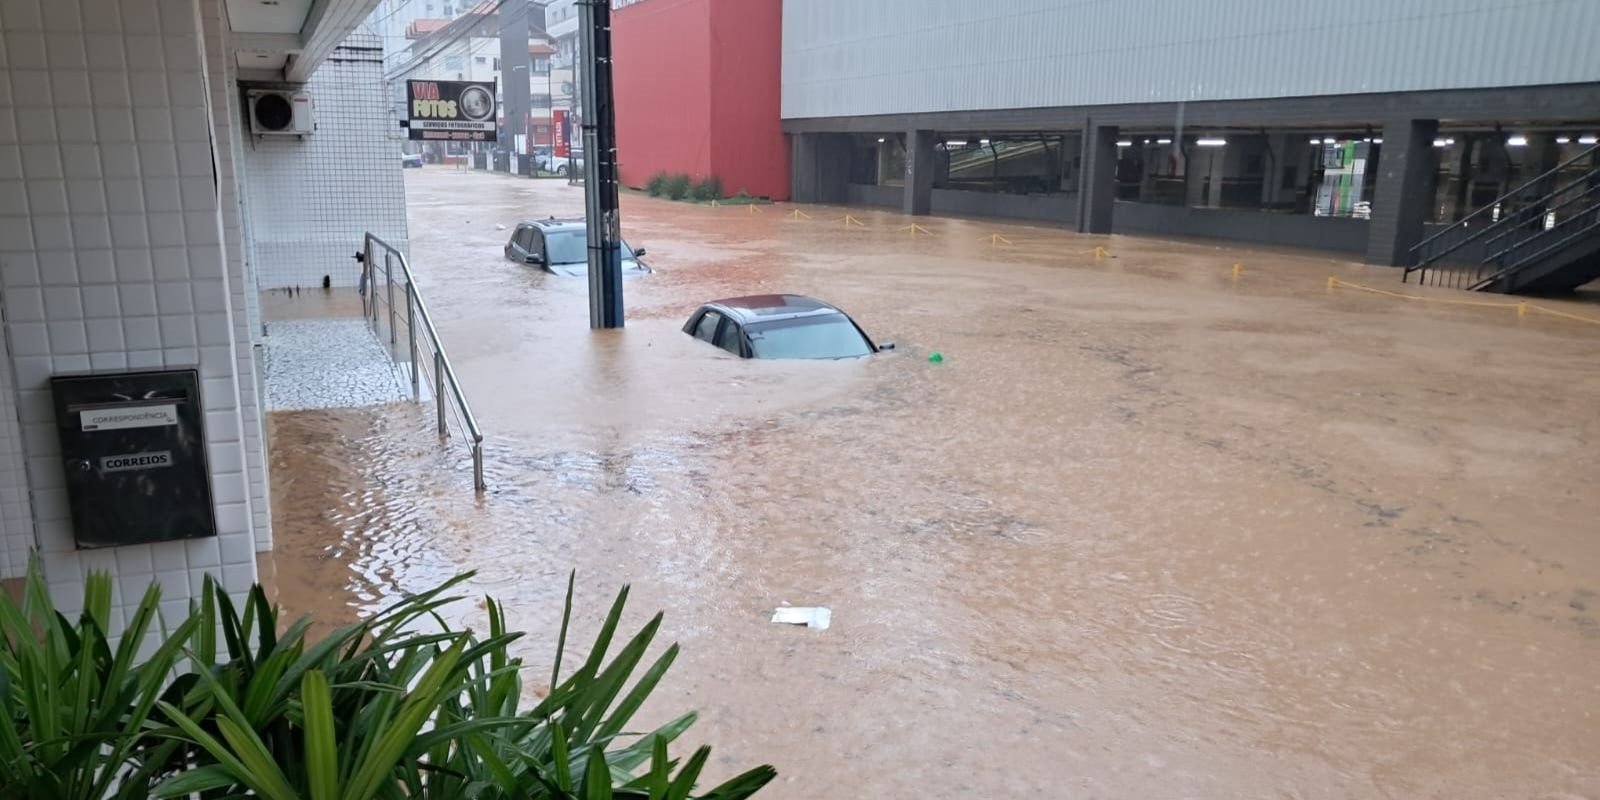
[407, 80, 496, 141]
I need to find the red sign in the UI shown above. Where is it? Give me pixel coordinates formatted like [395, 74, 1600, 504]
[553, 109, 569, 157]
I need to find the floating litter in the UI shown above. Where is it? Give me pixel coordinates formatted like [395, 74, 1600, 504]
[771, 607, 831, 630]
[928, 352, 944, 363]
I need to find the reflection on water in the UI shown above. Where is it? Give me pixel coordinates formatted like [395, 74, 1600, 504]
[263, 170, 1600, 798]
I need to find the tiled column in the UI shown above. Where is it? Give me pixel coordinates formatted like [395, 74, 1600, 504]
[903, 129, 934, 216]
[1365, 118, 1439, 266]
[0, 0, 258, 625]
[1078, 122, 1118, 233]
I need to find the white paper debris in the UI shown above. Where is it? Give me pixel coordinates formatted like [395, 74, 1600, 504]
[771, 607, 831, 630]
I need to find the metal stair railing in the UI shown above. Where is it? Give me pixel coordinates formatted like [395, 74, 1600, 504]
[361, 233, 486, 491]
[1406, 144, 1600, 289]
[1470, 201, 1600, 291]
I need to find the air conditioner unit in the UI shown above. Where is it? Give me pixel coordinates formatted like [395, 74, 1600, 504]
[247, 90, 313, 136]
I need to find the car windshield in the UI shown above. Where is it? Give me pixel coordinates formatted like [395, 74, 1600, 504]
[747, 315, 873, 359]
[544, 231, 635, 265]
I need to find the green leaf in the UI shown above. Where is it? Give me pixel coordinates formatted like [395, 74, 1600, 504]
[665, 747, 710, 800]
[699, 767, 778, 800]
[584, 746, 614, 800]
[151, 764, 240, 798]
[302, 670, 339, 800]
[552, 571, 575, 689]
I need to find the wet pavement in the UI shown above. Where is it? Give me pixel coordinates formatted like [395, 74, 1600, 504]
[263, 169, 1600, 798]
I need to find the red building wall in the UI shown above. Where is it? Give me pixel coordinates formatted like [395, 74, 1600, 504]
[612, 0, 788, 200]
[613, 0, 713, 182]
[707, 0, 788, 200]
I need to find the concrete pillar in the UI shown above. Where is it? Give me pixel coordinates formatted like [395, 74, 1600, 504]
[904, 129, 935, 216]
[791, 133, 850, 204]
[1365, 119, 1440, 266]
[1078, 123, 1118, 233]
[1261, 134, 1291, 207]
[499, 0, 531, 148]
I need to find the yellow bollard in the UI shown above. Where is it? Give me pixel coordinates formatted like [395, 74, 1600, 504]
[1232, 263, 1241, 279]
[1093, 246, 1109, 259]
[1517, 301, 1528, 318]
[900, 223, 931, 236]
[989, 233, 1012, 246]
[1327, 276, 1339, 290]
[790, 209, 812, 220]
[749, 203, 760, 215]
[839, 215, 866, 227]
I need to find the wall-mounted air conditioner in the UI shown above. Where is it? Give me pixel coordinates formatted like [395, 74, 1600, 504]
[247, 90, 314, 136]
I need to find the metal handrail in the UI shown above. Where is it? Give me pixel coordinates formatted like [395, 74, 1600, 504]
[1409, 143, 1600, 259]
[1471, 205, 1600, 291]
[362, 233, 486, 491]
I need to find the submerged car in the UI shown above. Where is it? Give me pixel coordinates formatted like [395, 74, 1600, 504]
[401, 153, 424, 168]
[503, 218, 651, 276]
[682, 295, 892, 359]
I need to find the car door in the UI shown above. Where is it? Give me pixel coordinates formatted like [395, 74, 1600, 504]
[692, 310, 723, 344]
[527, 229, 547, 267]
[714, 318, 747, 357]
[509, 225, 533, 261]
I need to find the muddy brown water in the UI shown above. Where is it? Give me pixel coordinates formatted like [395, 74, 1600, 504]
[263, 170, 1600, 798]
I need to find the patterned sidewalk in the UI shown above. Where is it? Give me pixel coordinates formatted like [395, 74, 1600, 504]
[262, 319, 408, 411]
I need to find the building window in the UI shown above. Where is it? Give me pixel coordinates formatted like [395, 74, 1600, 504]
[475, 56, 487, 64]
[531, 94, 552, 108]
[444, 55, 463, 71]
[533, 58, 550, 74]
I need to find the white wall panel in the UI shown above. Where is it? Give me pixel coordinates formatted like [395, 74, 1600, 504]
[243, 33, 408, 290]
[782, 0, 1600, 119]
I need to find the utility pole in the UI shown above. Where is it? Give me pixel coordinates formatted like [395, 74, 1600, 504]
[580, 0, 622, 328]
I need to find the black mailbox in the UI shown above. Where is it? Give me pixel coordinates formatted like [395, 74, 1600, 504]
[50, 369, 217, 549]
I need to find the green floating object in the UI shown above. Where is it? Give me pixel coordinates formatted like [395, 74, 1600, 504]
[928, 352, 944, 363]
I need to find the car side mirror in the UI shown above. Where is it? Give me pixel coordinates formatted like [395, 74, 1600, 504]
[633, 246, 647, 257]
[878, 342, 896, 352]
[526, 254, 544, 265]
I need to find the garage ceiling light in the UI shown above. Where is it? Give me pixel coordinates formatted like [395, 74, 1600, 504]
[1309, 138, 1323, 145]
[1156, 138, 1172, 144]
[1196, 138, 1226, 147]
[1507, 135, 1528, 147]
[1116, 140, 1132, 147]
[1556, 136, 1571, 144]
[1581, 135, 1599, 145]
[945, 140, 967, 147]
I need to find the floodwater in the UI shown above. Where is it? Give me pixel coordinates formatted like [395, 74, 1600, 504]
[263, 169, 1600, 798]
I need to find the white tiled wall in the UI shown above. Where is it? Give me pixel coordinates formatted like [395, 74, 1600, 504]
[199, 0, 269, 550]
[242, 32, 409, 290]
[0, 0, 257, 624]
[0, 311, 36, 579]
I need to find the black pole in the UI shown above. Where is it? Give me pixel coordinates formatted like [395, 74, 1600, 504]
[579, 0, 622, 329]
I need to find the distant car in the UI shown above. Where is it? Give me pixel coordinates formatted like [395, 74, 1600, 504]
[503, 218, 652, 276]
[682, 295, 892, 359]
[401, 153, 424, 168]
[544, 153, 584, 176]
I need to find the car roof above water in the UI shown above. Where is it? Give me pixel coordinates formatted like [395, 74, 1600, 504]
[704, 294, 844, 324]
[518, 218, 585, 234]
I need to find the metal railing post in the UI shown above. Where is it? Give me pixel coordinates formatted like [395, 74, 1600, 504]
[385, 252, 397, 345]
[364, 238, 374, 325]
[406, 282, 419, 399]
[435, 350, 446, 436]
[473, 442, 484, 491]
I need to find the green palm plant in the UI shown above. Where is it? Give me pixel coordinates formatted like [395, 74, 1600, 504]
[2, 559, 775, 800]
[0, 559, 198, 800]
[148, 572, 775, 800]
